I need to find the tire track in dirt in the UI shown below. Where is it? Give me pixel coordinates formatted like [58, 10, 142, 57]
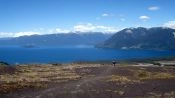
[36, 66, 114, 98]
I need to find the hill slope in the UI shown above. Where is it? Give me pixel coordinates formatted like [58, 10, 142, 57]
[98, 27, 175, 50]
[0, 32, 112, 46]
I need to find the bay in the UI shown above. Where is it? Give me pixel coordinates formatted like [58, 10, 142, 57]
[0, 45, 175, 64]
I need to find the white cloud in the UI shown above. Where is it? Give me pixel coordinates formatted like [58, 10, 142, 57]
[101, 13, 115, 17]
[14, 32, 40, 37]
[103, 28, 118, 33]
[0, 24, 119, 38]
[73, 23, 118, 33]
[0, 31, 40, 38]
[102, 13, 109, 17]
[48, 28, 70, 34]
[0, 32, 14, 38]
[55, 28, 70, 33]
[73, 23, 96, 32]
[48, 29, 54, 33]
[96, 25, 118, 32]
[148, 6, 159, 11]
[139, 15, 150, 21]
[163, 21, 175, 29]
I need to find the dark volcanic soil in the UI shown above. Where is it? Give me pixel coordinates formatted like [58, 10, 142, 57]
[0, 64, 175, 98]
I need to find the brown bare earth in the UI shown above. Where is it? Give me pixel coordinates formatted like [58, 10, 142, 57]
[0, 63, 175, 98]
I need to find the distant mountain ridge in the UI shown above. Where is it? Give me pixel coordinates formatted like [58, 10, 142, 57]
[0, 32, 112, 46]
[97, 27, 175, 50]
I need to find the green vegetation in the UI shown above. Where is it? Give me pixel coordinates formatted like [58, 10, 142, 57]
[0, 61, 9, 67]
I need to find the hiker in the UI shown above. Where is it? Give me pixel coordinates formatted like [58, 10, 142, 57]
[112, 60, 116, 66]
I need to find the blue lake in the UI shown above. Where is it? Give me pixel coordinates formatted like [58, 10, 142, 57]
[0, 46, 175, 64]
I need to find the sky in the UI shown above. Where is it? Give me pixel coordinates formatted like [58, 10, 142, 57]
[0, 0, 175, 37]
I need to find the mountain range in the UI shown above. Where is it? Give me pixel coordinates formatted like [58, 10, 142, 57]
[97, 27, 175, 50]
[0, 27, 175, 50]
[0, 32, 112, 46]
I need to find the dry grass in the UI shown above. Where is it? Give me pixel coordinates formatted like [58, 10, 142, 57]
[147, 91, 175, 98]
[135, 70, 175, 80]
[106, 75, 132, 84]
[0, 82, 47, 93]
[113, 90, 125, 95]
[0, 64, 83, 93]
[1, 63, 175, 96]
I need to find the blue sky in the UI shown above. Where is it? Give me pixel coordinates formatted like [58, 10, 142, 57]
[0, 0, 175, 37]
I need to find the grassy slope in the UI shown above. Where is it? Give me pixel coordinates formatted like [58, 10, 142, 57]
[0, 63, 175, 98]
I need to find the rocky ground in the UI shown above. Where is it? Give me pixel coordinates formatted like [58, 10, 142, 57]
[0, 62, 175, 98]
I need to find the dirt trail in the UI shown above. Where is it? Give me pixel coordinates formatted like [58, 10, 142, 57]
[36, 66, 114, 98]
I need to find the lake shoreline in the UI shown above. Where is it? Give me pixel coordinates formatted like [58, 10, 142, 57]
[1, 55, 175, 66]
[1, 46, 175, 64]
